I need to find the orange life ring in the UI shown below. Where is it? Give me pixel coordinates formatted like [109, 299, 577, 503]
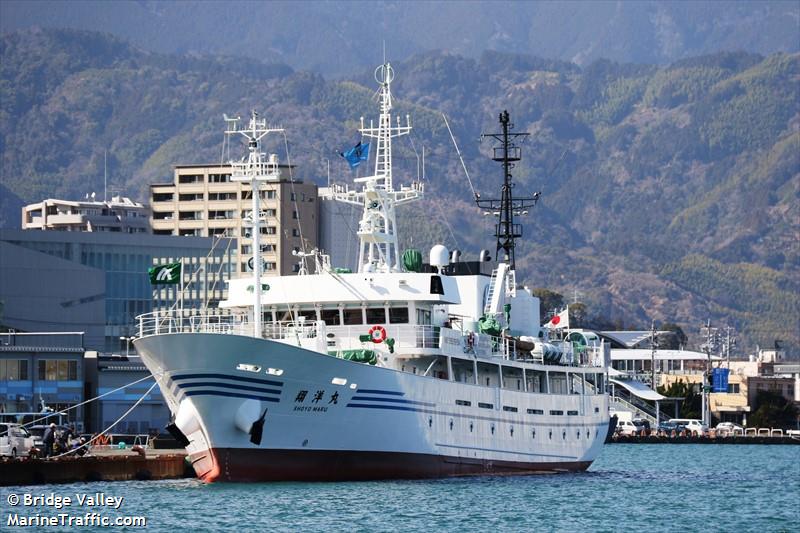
[368, 325, 387, 343]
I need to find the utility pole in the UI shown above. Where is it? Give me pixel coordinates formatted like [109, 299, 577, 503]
[650, 320, 660, 426]
[700, 320, 719, 430]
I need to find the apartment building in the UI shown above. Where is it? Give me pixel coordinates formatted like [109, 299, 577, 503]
[22, 196, 149, 233]
[150, 164, 318, 276]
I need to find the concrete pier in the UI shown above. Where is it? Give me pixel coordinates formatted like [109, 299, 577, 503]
[0, 449, 192, 486]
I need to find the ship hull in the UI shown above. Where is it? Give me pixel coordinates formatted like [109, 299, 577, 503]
[191, 448, 593, 482]
[135, 332, 609, 483]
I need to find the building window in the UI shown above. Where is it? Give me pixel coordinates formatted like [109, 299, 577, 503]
[37, 360, 78, 381]
[209, 174, 231, 183]
[178, 174, 203, 184]
[292, 228, 300, 237]
[0, 360, 28, 380]
[152, 193, 173, 202]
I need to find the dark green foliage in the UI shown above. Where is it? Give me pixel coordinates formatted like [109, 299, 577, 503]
[531, 289, 564, 319]
[748, 390, 800, 429]
[659, 323, 688, 350]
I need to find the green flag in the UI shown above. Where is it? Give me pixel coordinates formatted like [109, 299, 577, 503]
[148, 262, 181, 285]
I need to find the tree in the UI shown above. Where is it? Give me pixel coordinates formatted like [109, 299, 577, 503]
[531, 288, 564, 320]
[748, 390, 800, 429]
[568, 302, 587, 328]
[660, 322, 688, 350]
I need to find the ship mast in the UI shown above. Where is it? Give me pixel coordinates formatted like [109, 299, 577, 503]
[225, 111, 283, 338]
[332, 63, 423, 273]
[476, 110, 539, 271]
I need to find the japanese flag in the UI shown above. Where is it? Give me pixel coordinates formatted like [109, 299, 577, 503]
[545, 308, 569, 329]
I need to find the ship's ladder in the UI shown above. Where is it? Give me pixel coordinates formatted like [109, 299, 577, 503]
[484, 262, 509, 314]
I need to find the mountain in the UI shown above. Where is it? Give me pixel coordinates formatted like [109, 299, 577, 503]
[1, 28, 798, 353]
[1, 1, 798, 76]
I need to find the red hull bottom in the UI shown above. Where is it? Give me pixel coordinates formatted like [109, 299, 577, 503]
[189, 448, 592, 482]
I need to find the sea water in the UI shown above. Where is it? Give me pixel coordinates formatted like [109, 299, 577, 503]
[2, 444, 798, 532]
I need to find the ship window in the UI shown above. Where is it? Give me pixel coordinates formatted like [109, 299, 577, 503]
[388, 307, 409, 324]
[430, 275, 444, 295]
[503, 406, 518, 412]
[455, 399, 471, 406]
[568, 410, 579, 416]
[343, 308, 363, 325]
[550, 410, 564, 416]
[321, 309, 340, 326]
[478, 402, 493, 409]
[298, 310, 317, 323]
[365, 307, 386, 324]
[594, 407, 600, 413]
[527, 408, 544, 415]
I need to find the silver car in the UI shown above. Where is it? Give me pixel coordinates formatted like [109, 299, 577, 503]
[0, 423, 36, 458]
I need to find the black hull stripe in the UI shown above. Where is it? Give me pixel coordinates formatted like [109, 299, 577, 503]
[171, 372, 283, 387]
[355, 388, 404, 396]
[184, 390, 280, 402]
[351, 395, 435, 406]
[175, 381, 281, 395]
[347, 403, 418, 412]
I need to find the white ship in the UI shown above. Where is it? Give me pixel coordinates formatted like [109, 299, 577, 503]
[134, 63, 610, 482]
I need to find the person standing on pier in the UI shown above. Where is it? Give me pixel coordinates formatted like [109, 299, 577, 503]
[43, 423, 56, 458]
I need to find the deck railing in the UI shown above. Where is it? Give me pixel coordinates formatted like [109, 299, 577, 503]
[136, 310, 604, 367]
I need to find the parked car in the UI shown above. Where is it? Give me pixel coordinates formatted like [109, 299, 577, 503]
[657, 420, 684, 433]
[616, 419, 640, 436]
[632, 419, 651, 434]
[0, 423, 36, 458]
[669, 418, 707, 436]
[715, 422, 744, 434]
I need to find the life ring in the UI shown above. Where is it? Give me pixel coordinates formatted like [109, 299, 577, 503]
[368, 325, 387, 343]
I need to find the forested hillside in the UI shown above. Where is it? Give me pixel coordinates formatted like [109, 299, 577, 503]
[1, 29, 797, 352]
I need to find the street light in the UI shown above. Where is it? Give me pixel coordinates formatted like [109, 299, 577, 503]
[119, 336, 135, 357]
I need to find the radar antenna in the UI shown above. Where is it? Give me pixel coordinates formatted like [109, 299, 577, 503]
[476, 110, 540, 270]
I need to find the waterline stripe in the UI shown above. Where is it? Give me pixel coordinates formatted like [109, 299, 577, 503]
[171, 372, 283, 387]
[184, 390, 280, 403]
[435, 442, 577, 460]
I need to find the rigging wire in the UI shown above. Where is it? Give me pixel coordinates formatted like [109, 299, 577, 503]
[442, 112, 478, 199]
[49, 378, 162, 459]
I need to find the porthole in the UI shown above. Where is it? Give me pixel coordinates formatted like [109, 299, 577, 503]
[549, 430, 552, 440]
[469, 422, 474, 432]
[577, 430, 581, 439]
[586, 430, 590, 439]
[449, 419, 454, 431]
[428, 416, 433, 428]
[510, 426, 514, 437]
[562, 430, 566, 440]
[532, 429, 536, 439]
[491, 424, 495, 435]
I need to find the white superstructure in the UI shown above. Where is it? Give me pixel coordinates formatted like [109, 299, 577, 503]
[134, 63, 610, 482]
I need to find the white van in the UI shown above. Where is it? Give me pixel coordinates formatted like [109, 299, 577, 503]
[669, 418, 707, 436]
[0, 423, 35, 458]
[616, 419, 640, 436]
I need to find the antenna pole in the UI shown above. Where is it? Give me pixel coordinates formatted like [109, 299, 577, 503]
[476, 110, 539, 270]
